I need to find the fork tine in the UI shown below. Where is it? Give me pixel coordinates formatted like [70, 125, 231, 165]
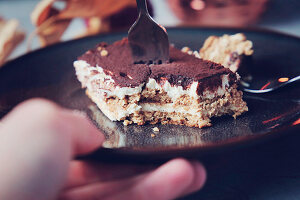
[128, 0, 170, 64]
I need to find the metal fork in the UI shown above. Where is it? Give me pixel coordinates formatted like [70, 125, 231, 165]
[128, 0, 170, 65]
[240, 75, 300, 93]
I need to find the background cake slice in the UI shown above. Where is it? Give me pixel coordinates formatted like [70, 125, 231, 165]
[199, 33, 253, 73]
[74, 37, 248, 128]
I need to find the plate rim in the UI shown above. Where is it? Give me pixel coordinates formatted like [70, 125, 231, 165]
[1, 27, 300, 159]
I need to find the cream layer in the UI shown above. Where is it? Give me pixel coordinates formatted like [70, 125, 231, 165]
[87, 89, 141, 121]
[140, 103, 201, 117]
[74, 60, 144, 99]
[145, 75, 230, 101]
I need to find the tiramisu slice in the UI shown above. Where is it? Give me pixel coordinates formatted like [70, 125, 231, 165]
[199, 33, 253, 73]
[74, 37, 248, 128]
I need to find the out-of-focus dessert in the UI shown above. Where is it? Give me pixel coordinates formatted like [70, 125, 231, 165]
[74, 35, 251, 128]
[199, 33, 253, 73]
[0, 17, 24, 67]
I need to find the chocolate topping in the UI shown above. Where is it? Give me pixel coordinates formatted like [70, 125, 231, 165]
[79, 38, 236, 93]
[79, 38, 151, 87]
[150, 47, 235, 93]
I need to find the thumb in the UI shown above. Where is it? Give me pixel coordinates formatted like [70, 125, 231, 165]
[0, 99, 104, 200]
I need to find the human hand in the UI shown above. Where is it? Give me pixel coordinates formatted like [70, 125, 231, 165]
[0, 99, 206, 200]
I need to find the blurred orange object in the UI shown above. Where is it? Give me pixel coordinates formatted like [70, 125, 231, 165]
[0, 17, 24, 66]
[168, 0, 269, 27]
[30, 0, 153, 47]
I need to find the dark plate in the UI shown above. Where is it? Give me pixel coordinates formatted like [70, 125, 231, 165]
[0, 27, 299, 162]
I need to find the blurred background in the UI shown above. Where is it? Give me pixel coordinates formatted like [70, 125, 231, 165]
[1, 0, 300, 63]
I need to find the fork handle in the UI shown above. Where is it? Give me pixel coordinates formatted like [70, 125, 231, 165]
[136, 0, 149, 15]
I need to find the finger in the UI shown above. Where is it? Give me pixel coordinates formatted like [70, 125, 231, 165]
[65, 160, 155, 189]
[0, 99, 104, 200]
[60, 175, 138, 200]
[179, 160, 206, 197]
[1, 98, 104, 156]
[60, 158, 206, 200]
[59, 109, 105, 156]
[112, 158, 206, 200]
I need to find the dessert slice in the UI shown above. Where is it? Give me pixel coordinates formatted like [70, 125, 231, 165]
[74, 38, 248, 128]
[199, 33, 253, 73]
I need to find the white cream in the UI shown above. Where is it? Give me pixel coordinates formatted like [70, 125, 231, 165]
[88, 90, 141, 121]
[202, 74, 230, 99]
[146, 78, 200, 100]
[146, 74, 230, 100]
[140, 103, 202, 117]
[74, 60, 143, 99]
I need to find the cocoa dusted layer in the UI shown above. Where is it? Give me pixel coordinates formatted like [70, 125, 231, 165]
[79, 38, 151, 88]
[150, 47, 236, 94]
[79, 38, 236, 92]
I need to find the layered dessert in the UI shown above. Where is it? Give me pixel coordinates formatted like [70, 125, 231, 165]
[74, 36, 250, 128]
[199, 33, 253, 73]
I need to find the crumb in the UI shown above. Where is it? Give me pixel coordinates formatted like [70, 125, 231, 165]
[193, 51, 200, 58]
[151, 133, 156, 137]
[181, 47, 193, 55]
[101, 49, 108, 56]
[153, 127, 159, 132]
[127, 75, 133, 80]
[97, 46, 102, 51]
[181, 46, 190, 53]
[123, 120, 132, 126]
